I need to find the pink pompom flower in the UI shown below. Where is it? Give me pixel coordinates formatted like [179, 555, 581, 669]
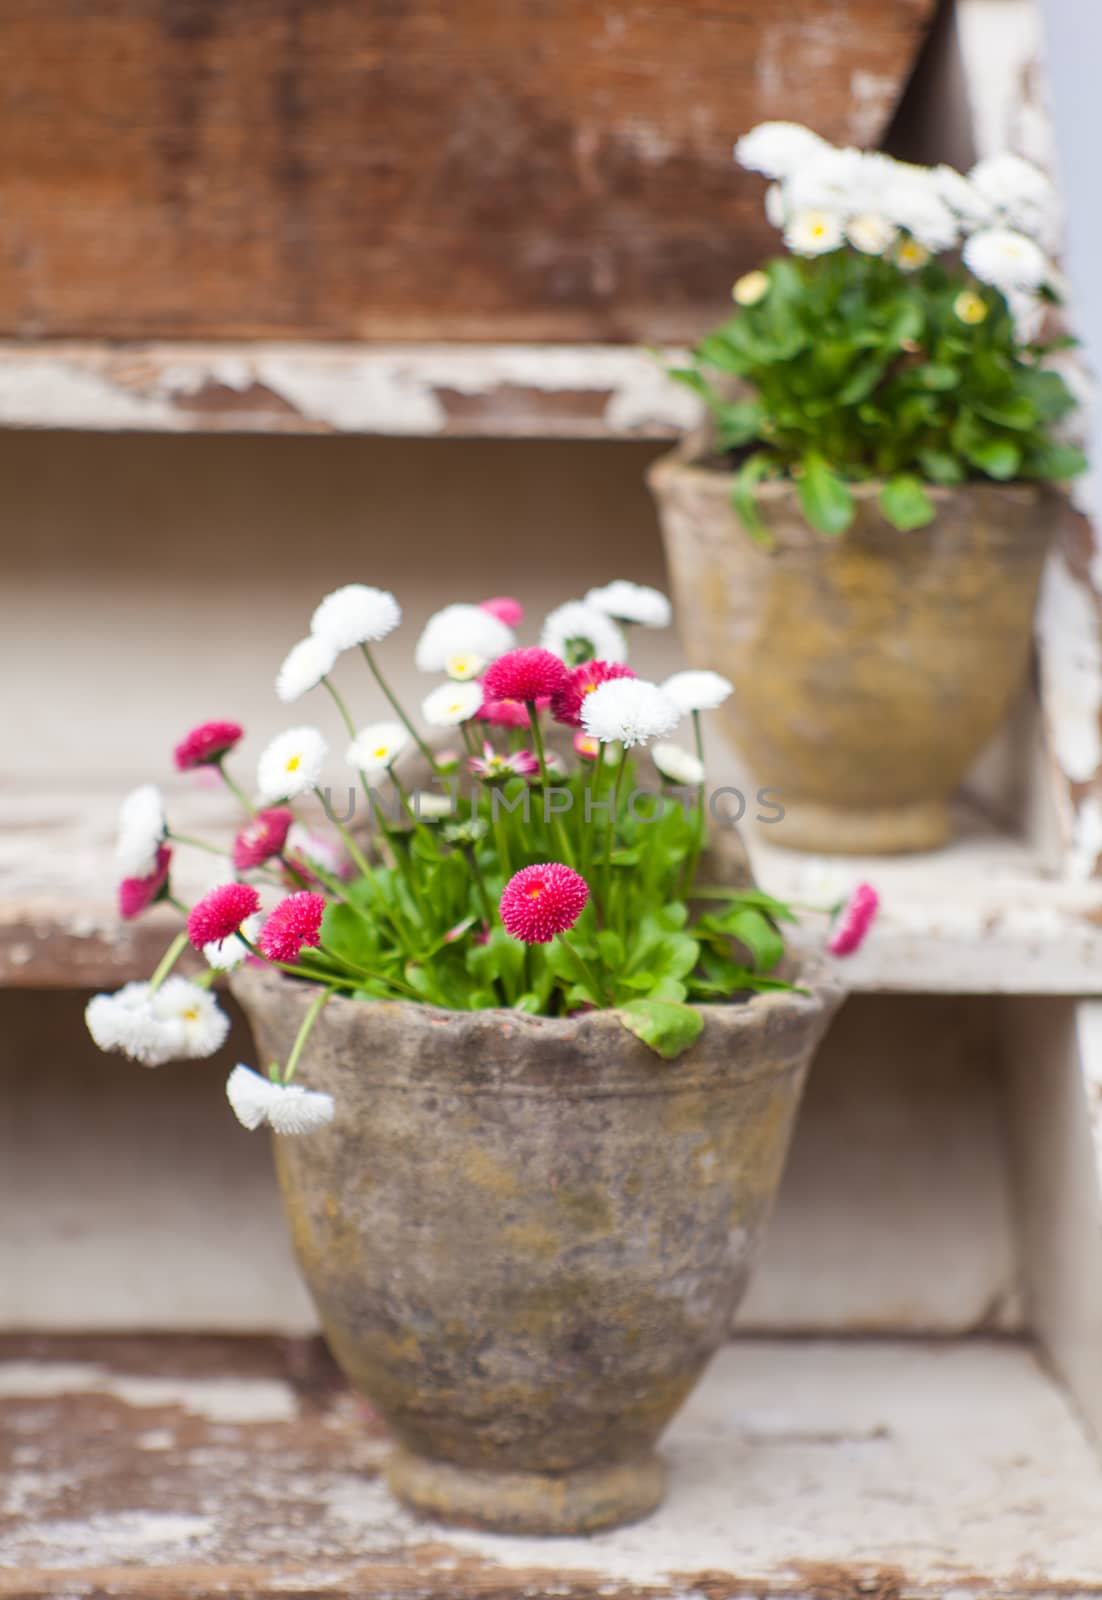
[258, 892, 327, 963]
[477, 694, 550, 728]
[482, 648, 568, 707]
[480, 596, 524, 628]
[174, 720, 244, 772]
[468, 742, 540, 781]
[551, 660, 637, 729]
[500, 862, 590, 945]
[828, 883, 879, 956]
[187, 883, 262, 950]
[232, 807, 294, 872]
[118, 845, 172, 921]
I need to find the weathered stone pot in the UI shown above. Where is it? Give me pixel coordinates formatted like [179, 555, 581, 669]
[648, 441, 1065, 854]
[232, 963, 842, 1535]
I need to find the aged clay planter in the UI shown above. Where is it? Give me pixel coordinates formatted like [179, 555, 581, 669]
[648, 442, 1064, 854]
[233, 963, 841, 1535]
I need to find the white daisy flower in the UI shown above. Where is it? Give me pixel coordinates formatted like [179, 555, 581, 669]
[115, 784, 166, 878]
[204, 912, 263, 971]
[764, 184, 786, 228]
[85, 982, 179, 1066]
[581, 678, 680, 749]
[932, 165, 992, 230]
[151, 977, 231, 1058]
[226, 1064, 335, 1135]
[285, 823, 345, 876]
[883, 185, 958, 254]
[276, 635, 338, 703]
[784, 146, 866, 215]
[652, 742, 705, 787]
[969, 154, 1060, 248]
[1004, 288, 1046, 343]
[734, 121, 828, 179]
[345, 721, 409, 775]
[584, 581, 672, 629]
[540, 600, 627, 666]
[784, 208, 844, 257]
[661, 670, 734, 713]
[411, 790, 456, 820]
[421, 681, 484, 727]
[895, 237, 930, 272]
[310, 585, 401, 651]
[414, 604, 515, 674]
[444, 651, 486, 681]
[257, 727, 328, 803]
[963, 227, 1049, 293]
[846, 213, 898, 256]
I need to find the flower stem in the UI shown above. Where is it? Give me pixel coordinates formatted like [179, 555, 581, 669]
[527, 702, 574, 866]
[167, 831, 227, 857]
[462, 843, 496, 930]
[599, 757, 627, 924]
[317, 939, 421, 998]
[322, 676, 357, 740]
[680, 710, 707, 897]
[361, 643, 438, 772]
[313, 788, 373, 880]
[216, 759, 255, 815]
[148, 930, 189, 994]
[281, 987, 330, 1084]
[558, 932, 606, 1005]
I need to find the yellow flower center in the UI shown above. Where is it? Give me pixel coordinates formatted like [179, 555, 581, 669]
[373, 746, 389, 760]
[286, 754, 301, 772]
[954, 291, 988, 326]
[183, 1007, 199, 1022]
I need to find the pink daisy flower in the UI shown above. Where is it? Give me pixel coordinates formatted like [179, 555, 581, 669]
[232, 807, 294, 872]
[480, 596, 525, 628]
[259, 892, 327, 963]
[500, 862, 589, 945]
[174, 720, 244, 772]
[828, 883, 880, 956]
[573, 731, 601, 761]
[187, 883, 262, 950]
[118, 845, 172, 921]
[482, 648, 568, 707]
[468, 742, 540, 781]
[477, 694, 550, 729]
[551, 660, 637, 729]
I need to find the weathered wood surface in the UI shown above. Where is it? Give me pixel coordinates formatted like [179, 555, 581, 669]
[2, 1335, 1101, 1594]
[0, 1, 936, 344]
[0, 341, 700, 437]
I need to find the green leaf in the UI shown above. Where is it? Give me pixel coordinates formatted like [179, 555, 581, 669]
[916, 448, 965, 485]
[619, 1000, 705, 1060]
[918, 364, 960, 391]
[880, 474, 936, 532]
[1023, 440, 1089, 480]
[731, 451, 775, 546]
[714, 400, 764, 450]
[798, 452, 855, 537]
[967, 437, 1022, 479]
[972, 395, 1037, 430]
[722, 908, 785, 972]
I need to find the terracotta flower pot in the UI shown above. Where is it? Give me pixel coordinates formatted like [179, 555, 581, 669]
[648, 442, 1065, 854]
[232, 964, 842, 1535]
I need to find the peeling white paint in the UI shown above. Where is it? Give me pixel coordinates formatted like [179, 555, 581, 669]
[849, 70, 899, 145]
[1068, 793, 1102, 881]
[0, 1361, 297, 1423]
[1038, 555, 1102, 784]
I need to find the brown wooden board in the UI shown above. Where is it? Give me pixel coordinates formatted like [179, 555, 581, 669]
[0, 1, 935, 343]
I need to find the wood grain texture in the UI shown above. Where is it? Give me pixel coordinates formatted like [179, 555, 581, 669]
[0, 1, 936, 342]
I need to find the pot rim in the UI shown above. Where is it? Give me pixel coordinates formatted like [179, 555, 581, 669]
[646, 432, 1063, 506]
[231, 954, 845, 1041]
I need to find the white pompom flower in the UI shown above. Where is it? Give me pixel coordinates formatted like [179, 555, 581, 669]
[151, 977, 232, 1058]
[226, 1064, 335, 1135]
[346, 721, 410, 774]
[734, 121, 828, 179]
[257, 727, 328, 803]
[969, 154, 1060, 248]
[652, 742, 705, 787]
[784, 209, 844, 257]
[310, 585, 401, 651]
[415, 604, 515, 674]
[204, 912, 263, 972]
[963, 227, 1049, 293]
[846, 213, 898, 257]
[661, 670, 734, 714]
[276, 635, 338, 703]
[421, 681, 484, 727]
[581, 678, 680, 749]
[115, 785, 167, 878]
[540, 600, 627, 666]
[584, 581, 672, 629]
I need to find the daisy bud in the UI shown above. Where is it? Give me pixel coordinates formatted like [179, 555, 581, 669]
[828, 883, 880, 957]
[187, 883, 262, 951]
[226, 1064, 335, 1135]
[118, 844, 173, 921]
[482, 648, 568, 706]
[733, 270, 770, 306]
[233, 807, 294, 872]
[953, 290, 989, 326]
[573, 731, 601, 761]
[499, 863, 590, 946]
[174, 720, 244, 772]
[258, 892, 326, 963]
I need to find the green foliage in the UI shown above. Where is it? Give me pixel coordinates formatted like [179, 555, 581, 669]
[674, 251, 1085, 537]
